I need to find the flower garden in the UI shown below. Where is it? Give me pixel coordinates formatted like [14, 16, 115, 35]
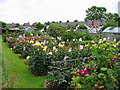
[2, 28, 120, 89]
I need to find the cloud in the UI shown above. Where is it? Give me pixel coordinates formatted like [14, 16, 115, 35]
[0, 0, 119, 24]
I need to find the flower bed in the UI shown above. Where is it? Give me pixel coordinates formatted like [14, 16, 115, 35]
[2, 32, 120, 89]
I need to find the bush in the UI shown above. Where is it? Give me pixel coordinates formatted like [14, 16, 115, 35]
[77, 25, 88, 29]
[31, 31, 43, 36]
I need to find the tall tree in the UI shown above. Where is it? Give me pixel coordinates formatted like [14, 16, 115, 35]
[105, 13, 119, 21]
[15, 23, 20, 27]
[36, 22, 44, 30]
[85, 6, 107, 25]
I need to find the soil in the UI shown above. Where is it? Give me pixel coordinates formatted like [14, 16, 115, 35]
[18, 55, 26, 59]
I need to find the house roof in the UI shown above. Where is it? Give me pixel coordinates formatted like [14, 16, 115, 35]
[6, 23, 17, 27]
[91, 24, 99, 28]
[103, 27, 120, 33]
[23, 22, 30, 26]
[45, 20, 106, 27]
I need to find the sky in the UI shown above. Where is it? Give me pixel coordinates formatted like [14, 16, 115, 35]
[0, 0, 120, 24]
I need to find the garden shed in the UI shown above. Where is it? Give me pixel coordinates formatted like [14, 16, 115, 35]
[102, 27, 120, 41]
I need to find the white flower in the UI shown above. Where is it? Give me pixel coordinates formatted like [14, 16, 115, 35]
[35, 41, 40, 44]
[107, 37, 110, 40]
[53, 46, 56, 50]
[47, 52, 52, 55]
[79, 38, 82, 41]
[73, 39, 76, 41]
[114, 39, 116, 42]
[103, 38, 106, 41]
[63, 56, 69, 60]
[19, 35, 22, 38]
[67, 39, 69, 42]
[79, 45, 84, 50]
[68, 48, 72, 52]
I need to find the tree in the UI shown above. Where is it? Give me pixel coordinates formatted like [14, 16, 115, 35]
[105, 13, 119, 21]
[36, 22, 44, 30]
[102, 20, 118, 30]
[0, 21, 6, 28]
[15, 23, 20, 27]
[85, 6, 107, 25]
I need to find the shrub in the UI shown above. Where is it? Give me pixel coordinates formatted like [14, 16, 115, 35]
[77, 25, 88, 29]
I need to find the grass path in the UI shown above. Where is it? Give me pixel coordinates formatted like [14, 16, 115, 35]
[2, 39, 51, 88]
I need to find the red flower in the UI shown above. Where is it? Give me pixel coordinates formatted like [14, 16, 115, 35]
[79, 69, 89, 76]
[117, 56, 120, 58]
[72, 73, 78, 77]
[87, 68, 93, 70]
[110, 58, 115, 62]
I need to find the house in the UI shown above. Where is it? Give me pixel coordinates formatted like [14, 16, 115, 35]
[24, 26, 36, 32]
[6, 23, 17, 27]
[23, 22, 30, 27]
[102, 27, 120, 41]
[45, 20, 106, 27]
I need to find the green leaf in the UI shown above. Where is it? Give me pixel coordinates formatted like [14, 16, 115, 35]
[98, 73, 105, 78]
[101, 67, 108, 71]
[76, 83, 82, 88]
[71, 71, 77, 74]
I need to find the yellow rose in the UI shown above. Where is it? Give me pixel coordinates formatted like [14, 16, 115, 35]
[43, 49, 47, 51]
[33, 43, 41, 46]
[30, 40, 34, 44]
[26, 56, 30, 60]
[58, 44, 64, 48]
[91, 41, 95, 43]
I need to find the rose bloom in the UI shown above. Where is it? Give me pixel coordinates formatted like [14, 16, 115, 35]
[79, 68, 89, 76]
[110, 58, 115, 62]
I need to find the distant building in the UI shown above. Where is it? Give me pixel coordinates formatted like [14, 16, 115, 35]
[118, 1, 120, 16]
[23, 22, 30, 27]
[6, 23, 17, 27]
[45, 20, 106, 27]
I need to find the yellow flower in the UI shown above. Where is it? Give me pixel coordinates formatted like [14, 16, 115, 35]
[54, 49, 58, 52]
[58, 44, 64, 48]
[41, 46, 44, 48]
[26, 56, 30, 60]
[33, 43, 41, 46]
[30, 40, 34, 44]
[91, 41, 95, 43]
[43, 48, 47, 51]
[99, 39, 103, 41]
[116, 43, 119, 46]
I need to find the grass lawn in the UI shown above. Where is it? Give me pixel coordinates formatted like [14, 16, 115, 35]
[0, 35, 2, 88]
[2, 38, 51, 88]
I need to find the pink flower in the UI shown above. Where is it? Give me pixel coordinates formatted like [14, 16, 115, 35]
[79, 68, 89, 76]
[110, 58, 115, 62]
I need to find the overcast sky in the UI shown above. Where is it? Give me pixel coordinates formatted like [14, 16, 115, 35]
[0, 0, 119, 24]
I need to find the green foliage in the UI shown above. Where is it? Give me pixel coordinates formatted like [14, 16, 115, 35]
[105, 13, 119, 21]
[61, 31, 93, 41]
[15, 23, 20, 27]
[31, 30, 43, 36]
[36, 22, 45, 30]
[102, 20, 118, 30]
[0, 21, 6, 28]
[29, 49, 52, 74]
[77, 25, 88, 29]
[24, 32, 31, 36]
[85, 6, 107, 22]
